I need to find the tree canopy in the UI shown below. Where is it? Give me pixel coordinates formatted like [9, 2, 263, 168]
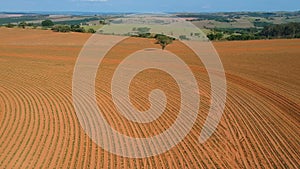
[41, 19, 54, 27]
[260, 22, 300, 38]
[155, 34, 174, 50]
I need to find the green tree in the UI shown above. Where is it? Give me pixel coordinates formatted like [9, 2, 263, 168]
[18, 21, 27, 29]
[52, 25, 71, 32]
[41, 19, 54, 27]
[87, 28, 96, 33]
[70, 25, 85, 33]
[226, 34, 257, 41]
[99, 19, 106, 25]
[137, 27, 151, 34]
[5, 23, 15, 28]
[260, 22, 300, 39]
[179, 35, 188, 40]
[155, 34, 174, 50]
[207, 32, 224, 41]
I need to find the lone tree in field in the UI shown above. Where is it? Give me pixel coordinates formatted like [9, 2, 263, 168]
[87, 28, 96, 33]
[41, 19, 54, 27]
[155, 34, 174, 50]
[18, 22, 27, 29]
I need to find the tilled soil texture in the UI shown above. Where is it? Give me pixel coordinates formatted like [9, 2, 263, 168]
[0, 28, 299, 169]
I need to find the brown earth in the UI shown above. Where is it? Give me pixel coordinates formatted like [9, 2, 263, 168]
[0, 27, 299, 168]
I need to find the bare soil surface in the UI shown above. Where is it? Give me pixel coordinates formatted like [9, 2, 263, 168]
[0, 28, 299, 168]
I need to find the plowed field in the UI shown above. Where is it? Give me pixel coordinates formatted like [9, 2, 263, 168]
[0, 28, 299, 168]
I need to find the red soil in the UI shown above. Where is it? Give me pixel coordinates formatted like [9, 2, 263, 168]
[0, 28, 299, 168]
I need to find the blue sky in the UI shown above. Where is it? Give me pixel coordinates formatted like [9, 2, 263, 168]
[0, 0, 299, 12]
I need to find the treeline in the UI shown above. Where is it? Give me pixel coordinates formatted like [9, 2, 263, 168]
[5, 21, 37, 29]
[52, 25, 96, 33]
[177, 11, 300, 21]
[207, 22, 300, 41]
[0, 15, 47, 25]
[260, 22, 300, 38]
[177, 14, 234, 22]
[3, 19, 96, 34]
[53, 17, 100, 25]
[46, 19, 96, 33]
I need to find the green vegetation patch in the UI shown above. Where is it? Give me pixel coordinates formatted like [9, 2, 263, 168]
[53, 17, 100, 25]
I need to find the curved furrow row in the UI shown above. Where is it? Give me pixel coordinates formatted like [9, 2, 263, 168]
[0, 84, 23, 149]
[1, 80, 57, 168]
[225, 75, 300, 168]
[1, 30, 299, 169]
[25, 89, 49, 169]
[219, 110, 246, 168]
[227, 73, 299, 123]
[0, 83, 32, 168]
[228, 74, 300, 157]
[10, 85, 44, 169]
[32, 88, 57, 169]
[35, 81, 88, 168]
[96, 79, 167, 168]
[221, 95, 259, 168]
[97, 94, 155, 168]
[243, 93, 299, 167]
[225, 86, 271, 168]
[45, 87, 78, 169]
[56, 90, 86, 169]
[243, 86, 299, 167]
[95, 38, 214, 168]
[72, 81, 109, 168]
[25, 86, 66, 169]
[236, 87, 293, 168]
[97, 69, 221, 168]
[40, 90, 63, 169]
[0, 68, 72, 169]
[49, 86, 80, 169]
[0, 87, 18, 166]
[232, 88, 280, 168]
[0, 85, 14, 147]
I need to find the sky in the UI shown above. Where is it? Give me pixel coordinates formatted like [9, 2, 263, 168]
[0, 0, 299, 13]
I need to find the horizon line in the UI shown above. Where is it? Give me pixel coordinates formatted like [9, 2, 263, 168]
[1, 10, 299, 14]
